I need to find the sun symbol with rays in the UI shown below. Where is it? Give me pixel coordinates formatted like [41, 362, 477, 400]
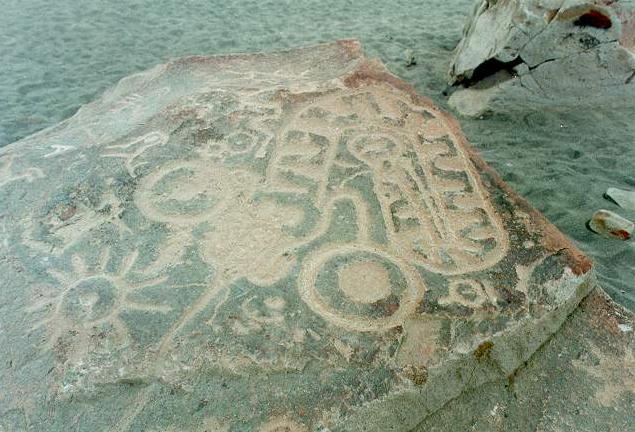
[29, 248, 171, 353]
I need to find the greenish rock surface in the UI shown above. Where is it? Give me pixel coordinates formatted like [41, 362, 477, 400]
[0, 41, 631, 431]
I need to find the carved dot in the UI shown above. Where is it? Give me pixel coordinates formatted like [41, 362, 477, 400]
[61, 277, 117, 322]
[338, 261, 392, 304]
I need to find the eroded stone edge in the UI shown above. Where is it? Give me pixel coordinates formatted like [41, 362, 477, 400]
[410, 286, 635, 430]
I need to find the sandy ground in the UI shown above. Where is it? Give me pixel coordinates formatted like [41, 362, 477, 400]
[1, 0, 633, 310]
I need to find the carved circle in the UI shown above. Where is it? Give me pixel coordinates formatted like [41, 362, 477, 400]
[135, 160, 259, 225]
[339, 260, 392, 304]
[298, 244, 424, 331]
[61, 276, 117, 323]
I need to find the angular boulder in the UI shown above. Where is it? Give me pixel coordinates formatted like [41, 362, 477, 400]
[0, 41, 628, 431]
[448, 0, 635, 116]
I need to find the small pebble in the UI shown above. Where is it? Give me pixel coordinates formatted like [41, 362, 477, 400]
[587, 209, 634, 240]
[604, 187, 635, 212]
[404, 50, 417, 68]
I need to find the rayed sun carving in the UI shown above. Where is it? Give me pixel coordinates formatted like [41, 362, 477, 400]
[28, 248, 171, 360]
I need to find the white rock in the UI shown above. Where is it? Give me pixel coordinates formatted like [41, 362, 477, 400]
[448, 85, 498, 118]
[448, 0, 635, 116]
[605, 187, 635, 211]
[588, 209, 634, 240]
[448, 70, 508, 117]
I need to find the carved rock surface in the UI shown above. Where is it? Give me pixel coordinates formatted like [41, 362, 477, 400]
[0, 41, 622, 431]
[448, 0, 635, 115]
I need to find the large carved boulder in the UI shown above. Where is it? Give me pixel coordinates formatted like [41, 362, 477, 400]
[1, 41, 632, 431]
[448, 0, 635, 116]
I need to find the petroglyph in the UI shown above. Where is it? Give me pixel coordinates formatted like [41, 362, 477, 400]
[270, 88, 508, 329]
[133, 83, 512, 335]
[275, 89, 509, 275]
[131, 90, 307, 352]
[44, 144, 75, 159]
[514, 255, 548, 297]
[339, 260, 392, 304]
[439, 278, 498, 308]
[138, 155, 302, 352]
[2, 41, 603, 431]
[298, 244, 424, 331]
[102, 131, 169, 176]
[24, 189, 131, 256]
[29, 249, 170, 355]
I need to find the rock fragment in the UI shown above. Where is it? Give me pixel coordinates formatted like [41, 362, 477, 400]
[447, 0, 635, 116]
[588, 209, 634, 240]
[605, 187, 635, 211]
